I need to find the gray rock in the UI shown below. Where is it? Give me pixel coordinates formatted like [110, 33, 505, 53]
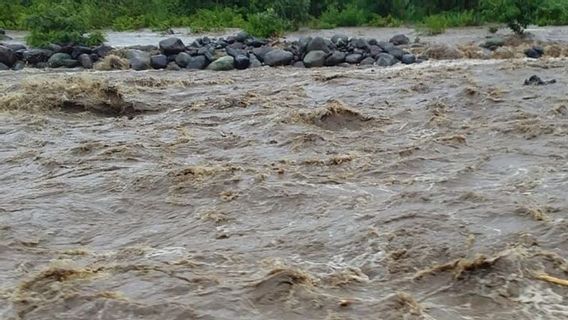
[126, 49, 151, 70]
[368, 38, 378, 46]
[306, 36, 329, 53]
[7, 44, 26, 51]
[35, 62, 48, 69]
[78, 53, 93, 69]
[12, 61, 25, 71]
[47, 44, 62, 53]
[303, 50, 327, 68]
[234, 55, 250, 70]
[0, 45, 16, 67]
[480, 37, 505, 50]
[0, 62, 9, 70]
[401, 54, 416, 64]
[360, 57, 375, 65]
[387, 47, 405, 60]
[376, 53, 398, 67]
[47, 53, 72, 68]
[331, 34, 349, 47]
[345, 53, 363, 64]
[235, 31, 250, 43]
[150, 54, 168, 69]
[390, 34, 410, 45]
[249, 54, 262, 68]
[166, 61, 181, 71]
[94, 45, 113, 57]
[71, 46, 92, 59]
[369, 45, 384, 58]
[25, 49, 53, 65]
[325, 51, 346, 66]
[226, 46, 245, 58]
[352, 38, 370, 50]
[207, 56, 235, 71]
[525, 47, 543, 59]
[252, 47, 273, 62]
[187, 55, 209, 69]
[159, 37, 185, 55]
[299, 36, 312, 52]
[377, 41, 395, 52]
[293, 61, 305, 68]
[175, 52, 192, 68]
[198, 46, 215, 62]
[263, 49, 293, 67]
[127, 45, 157, 52]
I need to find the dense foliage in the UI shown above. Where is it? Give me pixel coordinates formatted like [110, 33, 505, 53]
[2, 0, 568, 44]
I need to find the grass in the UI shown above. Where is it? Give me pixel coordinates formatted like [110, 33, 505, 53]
[188, 7, 246, 33]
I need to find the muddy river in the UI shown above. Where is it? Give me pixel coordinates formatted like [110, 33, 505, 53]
[1, 28, 567, 320]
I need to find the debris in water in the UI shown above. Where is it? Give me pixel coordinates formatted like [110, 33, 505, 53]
[524, 75, 557, 86]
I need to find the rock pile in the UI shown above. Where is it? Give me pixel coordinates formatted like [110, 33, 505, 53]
[0, 31, 549, 71]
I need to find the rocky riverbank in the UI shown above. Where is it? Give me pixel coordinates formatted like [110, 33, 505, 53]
[0, 30, 563, 71]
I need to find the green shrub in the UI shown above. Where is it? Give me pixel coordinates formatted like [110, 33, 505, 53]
[188, 7, 246, 33]
[319, 4, 368, 28]
[481, 0, 539, 34]
[112, 16, 145, 31]
[25, 2, 106, 47]
[245, 9, 288, 38]
[418, 14, 448, 35]
[536, 0, 568, 26]
[443, 10, 481, 27]
[368, 14, 404, 27]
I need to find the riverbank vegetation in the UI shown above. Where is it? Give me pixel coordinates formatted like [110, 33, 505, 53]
[2, 0, 568, 46]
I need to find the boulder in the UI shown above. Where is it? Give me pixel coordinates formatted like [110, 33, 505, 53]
[207, 56, 235, 71]
[159, 37, 185, 55]
[78, 53, 93, 69]
[306, 36, 329, 53]
[252, 47, 273, 62]
[23, 49, 53, 65]
[175, 52, 192, 68]
[377, 41, 395, 52]
[47, 53, 72, 68]
[94, 45, 113, 57]
[150, 54, 168, 69]
[7, 44, 26, 52]
[387, 47, 405, 60]
[293, 61, 305, 68]
[71, 46, 92, 59]
[390, 34, 410, 45]
[246, 37, 267, 48]
[249, 54, 262, 68]
[369, 45, 384, 58]
[376, 53, 398, 67]
[0, 45, 17, 67]
[401, 54, 416, 64]
[352, 38, 370, 50]
[126, 49, 151, 70]
[235, 31, 250, 43]
[331, 34, 349, 47]
[480, 37, 505, 50]
[0, 62, 9, 70]
[303, 50, 327, 68]
[325, 51, 346, 66]
[360, 57, 375, 65]
[234, 55, 250, 70]
[525, 46, 544, 59]
[166, 61, 182, 71]
[345, 53, 363, 64]
[187, 55, 209, 70]
[263, 49, 293, 67]
[299, 36, 312, 52]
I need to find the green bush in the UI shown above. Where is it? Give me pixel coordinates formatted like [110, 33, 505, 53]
[25, 2, 106, 47]
[368, 14, 404, 27]
[481, 0, 539, 34]
[112, 16, 146, 31]
[188, 7, 246, 33]
[319, 4, 368, 28]
[245, 9, 288, 38]
[418, 14, 448, 35]
[536, 0, 568, 26]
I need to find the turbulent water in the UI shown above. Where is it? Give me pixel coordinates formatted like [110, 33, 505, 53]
[1, 57, 567, 319]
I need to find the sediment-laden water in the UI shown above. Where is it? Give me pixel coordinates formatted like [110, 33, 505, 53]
[0, 56, 567, 319]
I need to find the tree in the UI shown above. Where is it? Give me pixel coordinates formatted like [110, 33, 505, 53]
[480, 0, 539, 34]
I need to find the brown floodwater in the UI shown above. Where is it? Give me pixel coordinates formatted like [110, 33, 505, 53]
[1, 45, 568, 319]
